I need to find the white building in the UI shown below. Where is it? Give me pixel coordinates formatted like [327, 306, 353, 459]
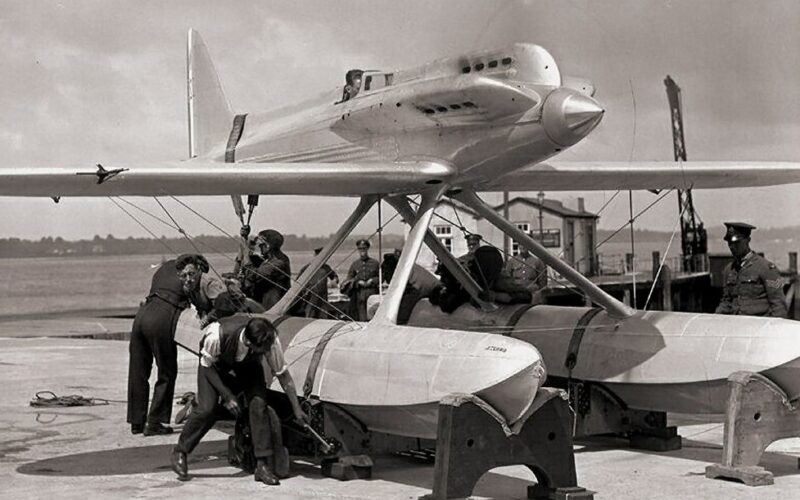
[415, 196, 598, 277]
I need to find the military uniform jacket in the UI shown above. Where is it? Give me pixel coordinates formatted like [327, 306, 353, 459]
[346, 257, 379, 291]
[715, 252, 787, 318]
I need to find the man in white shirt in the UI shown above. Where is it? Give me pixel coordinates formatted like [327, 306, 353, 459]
[171, 316, 307, 485]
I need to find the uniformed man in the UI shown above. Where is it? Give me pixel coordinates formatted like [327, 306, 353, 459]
[171, 316, 307, 484]
[501, 245, 548, 293]
[342, 239, 379, 321]
[457, 234, 483, 267]
[715, 222, 787, 318]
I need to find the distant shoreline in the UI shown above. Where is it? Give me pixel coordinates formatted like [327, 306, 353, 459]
[0, 233, 407, 259]
[1, 225, 797, 260]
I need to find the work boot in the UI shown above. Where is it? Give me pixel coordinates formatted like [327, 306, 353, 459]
[130, 423, 144, 435]
[254, 462, 280, 486]
[170, 450, 189, 481]
[144, 422, 174, 436]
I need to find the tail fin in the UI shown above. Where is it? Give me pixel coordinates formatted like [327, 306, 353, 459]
[187, 29, 233, 158]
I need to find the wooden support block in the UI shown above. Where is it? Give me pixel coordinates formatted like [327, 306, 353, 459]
[529, 485, 595, 500]
[568, 381, 682, 451]
[321, 455, 373, 480]
[705, 371, 800, 486]
[629, 428, 681, 452]
[423, 388, 593, 500]
[705, 464, 773, 486]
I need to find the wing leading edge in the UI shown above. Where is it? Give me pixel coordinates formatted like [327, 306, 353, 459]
[481, 161, 800, 191]
[0, 160, 455, 197]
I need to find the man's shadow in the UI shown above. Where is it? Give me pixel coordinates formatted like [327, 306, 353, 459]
[17, 440, 238, 477]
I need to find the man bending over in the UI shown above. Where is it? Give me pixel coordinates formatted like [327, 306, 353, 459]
[171, 316, 307, 485]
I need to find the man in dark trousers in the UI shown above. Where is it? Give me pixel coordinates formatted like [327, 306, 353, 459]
[127, 257, 189, 436]
[342, 239, 379, 321]
[295, 247, 339, 318]
[715, 222, 787, 317]
[171, 316, 307, 485]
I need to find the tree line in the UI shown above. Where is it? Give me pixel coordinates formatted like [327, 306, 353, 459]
[0, 233, 407, 259]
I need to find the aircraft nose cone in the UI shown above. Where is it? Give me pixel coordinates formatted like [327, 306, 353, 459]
[543, 88, 605, 147]
[563, 93, 604, 135]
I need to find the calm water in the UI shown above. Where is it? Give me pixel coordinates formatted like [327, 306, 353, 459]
[0, 250, 361, 317]
[1, 238, 795, 317]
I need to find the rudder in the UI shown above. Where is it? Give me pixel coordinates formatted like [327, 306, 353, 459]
[187, 29, 234, 159]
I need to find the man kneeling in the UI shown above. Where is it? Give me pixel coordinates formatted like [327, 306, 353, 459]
[171, 316, 307, 485]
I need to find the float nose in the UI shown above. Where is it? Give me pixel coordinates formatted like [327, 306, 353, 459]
[543, 88, 605, 147]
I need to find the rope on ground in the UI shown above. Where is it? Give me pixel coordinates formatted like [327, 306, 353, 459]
[29, 391, 110, 407]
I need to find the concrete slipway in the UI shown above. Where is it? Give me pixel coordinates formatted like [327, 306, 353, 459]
[2, 316, 800, 499]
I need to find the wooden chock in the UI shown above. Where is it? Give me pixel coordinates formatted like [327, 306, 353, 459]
[569, 381, 681, 451]
[705, 370, 800, 486]
[422, 388, 594, 500]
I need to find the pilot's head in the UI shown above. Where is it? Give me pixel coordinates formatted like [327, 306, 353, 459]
[345, 69, 364, 88]
[257, 229, 284, 254]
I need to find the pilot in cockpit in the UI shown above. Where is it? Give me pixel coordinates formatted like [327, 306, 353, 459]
[340, 69, 364, 103]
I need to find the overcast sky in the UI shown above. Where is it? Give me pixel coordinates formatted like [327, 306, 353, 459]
[1, 0, 798, 242]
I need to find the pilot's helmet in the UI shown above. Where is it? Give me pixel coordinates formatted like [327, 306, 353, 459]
[345, 69, 364, 85]
[258, 229, 284, 249]
[723, 222, 755, 242]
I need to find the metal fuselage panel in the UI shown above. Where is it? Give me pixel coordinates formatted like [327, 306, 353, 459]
[212, 44, 566, 190]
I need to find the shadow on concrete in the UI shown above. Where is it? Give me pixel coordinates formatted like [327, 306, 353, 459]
[381, 455, 538, 498]
[17, 440, 229, 477]
[574, 436, 800, 479]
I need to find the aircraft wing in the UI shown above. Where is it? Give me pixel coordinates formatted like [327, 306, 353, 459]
[0, 160, 454, 197]
[480, 161, 800, 191]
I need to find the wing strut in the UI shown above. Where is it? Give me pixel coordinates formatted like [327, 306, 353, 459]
[270, 195, 379, 316]
[372, 186, 448, 325]
[451, 189, 635, 319]
[386, 196, 495, 312]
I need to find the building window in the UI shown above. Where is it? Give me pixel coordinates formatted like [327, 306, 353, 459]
[531, 229, 561, 248]
[434, 225, 453, 252]
[512, 222, 530, 255]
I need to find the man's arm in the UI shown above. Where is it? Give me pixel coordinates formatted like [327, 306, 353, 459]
[199, 327, 240, 416]
[264, 341, 308, 423]
[277, 371, 307, 424]
[715, 281, 734, 314]
[761, 264, 788, 318]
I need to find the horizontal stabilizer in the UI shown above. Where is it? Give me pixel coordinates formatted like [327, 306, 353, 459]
[480, 161, 800, 191]
[0, 160, 455, 197]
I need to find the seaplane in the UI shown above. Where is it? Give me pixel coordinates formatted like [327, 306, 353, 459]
[3, 29, 800, 444]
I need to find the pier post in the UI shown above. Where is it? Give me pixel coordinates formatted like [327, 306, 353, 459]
[651, 252, 660, 281]
[660, 265, 672, 311]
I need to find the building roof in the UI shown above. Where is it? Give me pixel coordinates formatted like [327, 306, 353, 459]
[434, 198, 479, 217]
[428, 196, 597, 222]
[489, 197, 598, 219]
